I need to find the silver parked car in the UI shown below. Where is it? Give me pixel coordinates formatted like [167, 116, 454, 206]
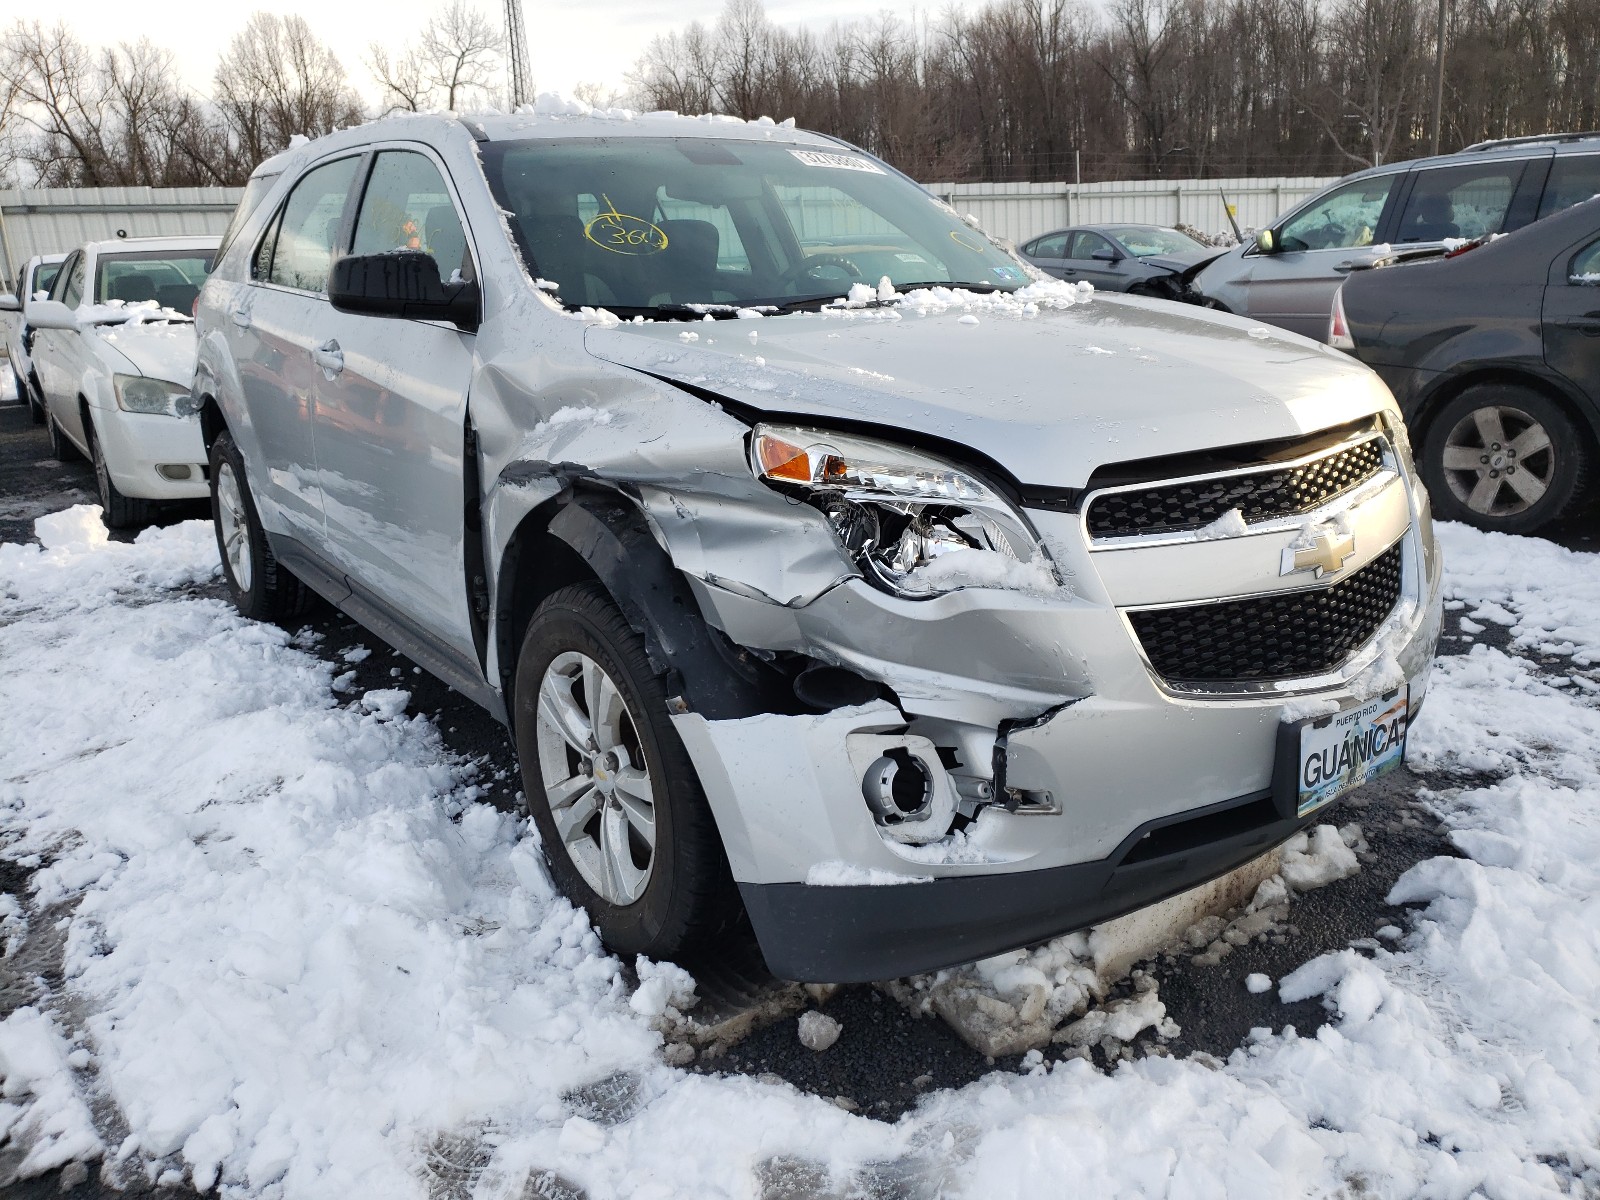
[1195, 133, 1600, 340]
[1018, 224, 1223, 295]
[194, 113, 1442, 982]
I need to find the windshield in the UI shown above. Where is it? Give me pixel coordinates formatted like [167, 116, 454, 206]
[34, 262, 64, 296]
[480, 136, 1027, 314]
[1105, 226, 1206, 257]
[94, 250, 214, 312]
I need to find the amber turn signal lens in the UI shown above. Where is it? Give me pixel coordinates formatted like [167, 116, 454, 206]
[755, 433, 814, 482]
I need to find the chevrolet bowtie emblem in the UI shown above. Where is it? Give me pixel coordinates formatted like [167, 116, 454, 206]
[1282, 528, 1357, 578]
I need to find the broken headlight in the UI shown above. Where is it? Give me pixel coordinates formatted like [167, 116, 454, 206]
[750, 423, 1057, 598]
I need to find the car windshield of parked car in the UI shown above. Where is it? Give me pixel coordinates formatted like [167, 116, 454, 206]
[1105, 226, 1205, 257]
[94, 251, 213, 313]
[34, 262, 64, 298]
[479, 136, 1028, 315]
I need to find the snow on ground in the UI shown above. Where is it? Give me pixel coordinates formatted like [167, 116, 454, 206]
[0, 510, 1597, 1198]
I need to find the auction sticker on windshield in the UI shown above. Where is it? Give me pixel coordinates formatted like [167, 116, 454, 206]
[1294, 687, 1408, 817]
[788, 149, 885, 174]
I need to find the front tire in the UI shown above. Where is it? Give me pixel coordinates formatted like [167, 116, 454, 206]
[1420, 385, 1592, 534]
[513, 581, 736, 961]
[88, 418, 152, 530]
[209, 430, 310, 622]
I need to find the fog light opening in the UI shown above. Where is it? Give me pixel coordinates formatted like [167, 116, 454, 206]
[156, 464, 193, 481]
[863, 748, 932, 824]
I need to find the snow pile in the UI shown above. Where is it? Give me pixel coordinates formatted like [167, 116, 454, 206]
[0, 512, 1597, 1196]
[823, 277, 1093, 322]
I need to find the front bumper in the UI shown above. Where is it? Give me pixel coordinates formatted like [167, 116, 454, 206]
[91, 406, 208, 500]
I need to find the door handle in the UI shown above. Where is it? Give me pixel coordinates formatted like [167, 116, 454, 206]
[229, 304, 251, 328]
[310, 339, 344, 376]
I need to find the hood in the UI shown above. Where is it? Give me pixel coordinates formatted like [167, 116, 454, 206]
[1141, 248, 1226, 275]
[583, 291, 1391, 489]
[94, 320, 199, 386]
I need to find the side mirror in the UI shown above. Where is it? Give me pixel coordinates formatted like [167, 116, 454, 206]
[1255, 229, 1278, 254]
[329, 252, 480, 332]
[0, 293, 19, 313]
[1090, 248, 1123, 263]
[23, 299, 80, 331]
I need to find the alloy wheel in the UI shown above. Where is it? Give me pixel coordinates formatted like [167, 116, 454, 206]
[214, 462, 253, 591]
[1439, 404, 1555, 518]
[533, 650, 657, 905]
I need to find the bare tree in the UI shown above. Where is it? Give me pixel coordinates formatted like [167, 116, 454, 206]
[369, 2, 502, 115]
[215, 12, 364, 172]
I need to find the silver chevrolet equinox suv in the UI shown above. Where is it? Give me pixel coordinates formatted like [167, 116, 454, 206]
[193, 111, 1443, 982]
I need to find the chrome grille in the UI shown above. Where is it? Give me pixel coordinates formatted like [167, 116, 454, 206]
[1128, 542, 1403, 684]
[1086, 438, 1385, 539]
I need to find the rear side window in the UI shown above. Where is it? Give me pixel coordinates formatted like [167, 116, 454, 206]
[1539, 156, 1600, 220]
[1397, 163, 1521, 243]
[262, 156, 361, 294]
[217, 172, 282, 263]
[1029, 233, 1069, 258]
[351, 150, 472, 282]
[1280, 175, 1397, 251]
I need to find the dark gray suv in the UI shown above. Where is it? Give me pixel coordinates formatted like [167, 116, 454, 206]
[1196, 133, 1600, 340]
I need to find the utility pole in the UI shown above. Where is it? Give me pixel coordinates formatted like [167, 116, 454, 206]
[1431, 0, 1448, 155]
[505, 0, 533, 109]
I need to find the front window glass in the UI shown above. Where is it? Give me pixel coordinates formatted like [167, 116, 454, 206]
[95, 251, 214, 311]
[266, 156, 360, 293]
[1071, 232, 1114, 259]
[1571, 238, 1600, 283]
[34, 262, 63, 297]
[58, 254, 86, 307]
[1396, 163, 1520, 243]
[1279, 176, 1397, 252]
[352, 150, 472, 282]
[479, 137, 1027, 314]
[1105, 226, 1205, 257]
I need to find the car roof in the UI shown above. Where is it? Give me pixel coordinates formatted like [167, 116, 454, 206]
[247, 107, 845, 180]
[82, 235, 222, 256]
[1324, 131, 1600, 189]
[30, 253, 69, 267]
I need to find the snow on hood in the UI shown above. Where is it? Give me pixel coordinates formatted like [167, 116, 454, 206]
[584, 285, 1391, 489]
[96, 317, 199, 388]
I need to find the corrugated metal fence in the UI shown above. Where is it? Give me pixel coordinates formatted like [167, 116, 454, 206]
[0, 187, 243, 288]
[926, 177, 1339, 245]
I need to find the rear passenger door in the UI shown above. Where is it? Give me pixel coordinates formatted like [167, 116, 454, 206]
[226, 154, 363, 546]
[1024, 233, 1071, 278]
[1543, 234, 1600, 406]
[311, 145, 480, 667]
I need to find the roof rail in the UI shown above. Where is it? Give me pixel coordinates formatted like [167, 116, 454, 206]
[1458, 131, 1600, 153]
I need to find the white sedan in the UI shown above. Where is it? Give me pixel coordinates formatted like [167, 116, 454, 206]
[26, 236, 218, 528]
[1, 252, 68, 423]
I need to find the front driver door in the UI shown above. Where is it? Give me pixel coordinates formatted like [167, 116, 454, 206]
[1246, 174, 1401, 339]
[1543, 234, 1600, 406]
[311, 145, 480, 667]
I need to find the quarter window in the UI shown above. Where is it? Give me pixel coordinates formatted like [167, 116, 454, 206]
[1396, 163, 1521, 243]
[1279, 176, 1398, 252]
[264, 157, 361, 293]
[352, 151, 472, 282]
[1539, 155, 1600, 220]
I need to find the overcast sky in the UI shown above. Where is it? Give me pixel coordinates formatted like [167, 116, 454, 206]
[46, 0, 982, 105]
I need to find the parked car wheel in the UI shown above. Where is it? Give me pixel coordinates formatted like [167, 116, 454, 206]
[209, 430, 311, 623]
[87, 417, 152, 530]
[47, 410, 83, 462]
[10, 368, 24, 407]
[514, 581, 735, 961]
[1420, 384, 1593, 534]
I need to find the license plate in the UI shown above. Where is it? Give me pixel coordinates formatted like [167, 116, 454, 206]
[1294, 687, 1409, 817]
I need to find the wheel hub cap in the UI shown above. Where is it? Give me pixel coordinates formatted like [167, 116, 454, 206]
[215, 464, 252, 591]
[1440, 404, 1554, 518]
[533, 651, 656, 906]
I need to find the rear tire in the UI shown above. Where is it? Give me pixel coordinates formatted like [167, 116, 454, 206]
[88, 418, 153, 531]
[47, 410, 83, 462]
[1420, 384, 1592, 535]
[513, 581, 737, 962]
[209, 429, 311, 623]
